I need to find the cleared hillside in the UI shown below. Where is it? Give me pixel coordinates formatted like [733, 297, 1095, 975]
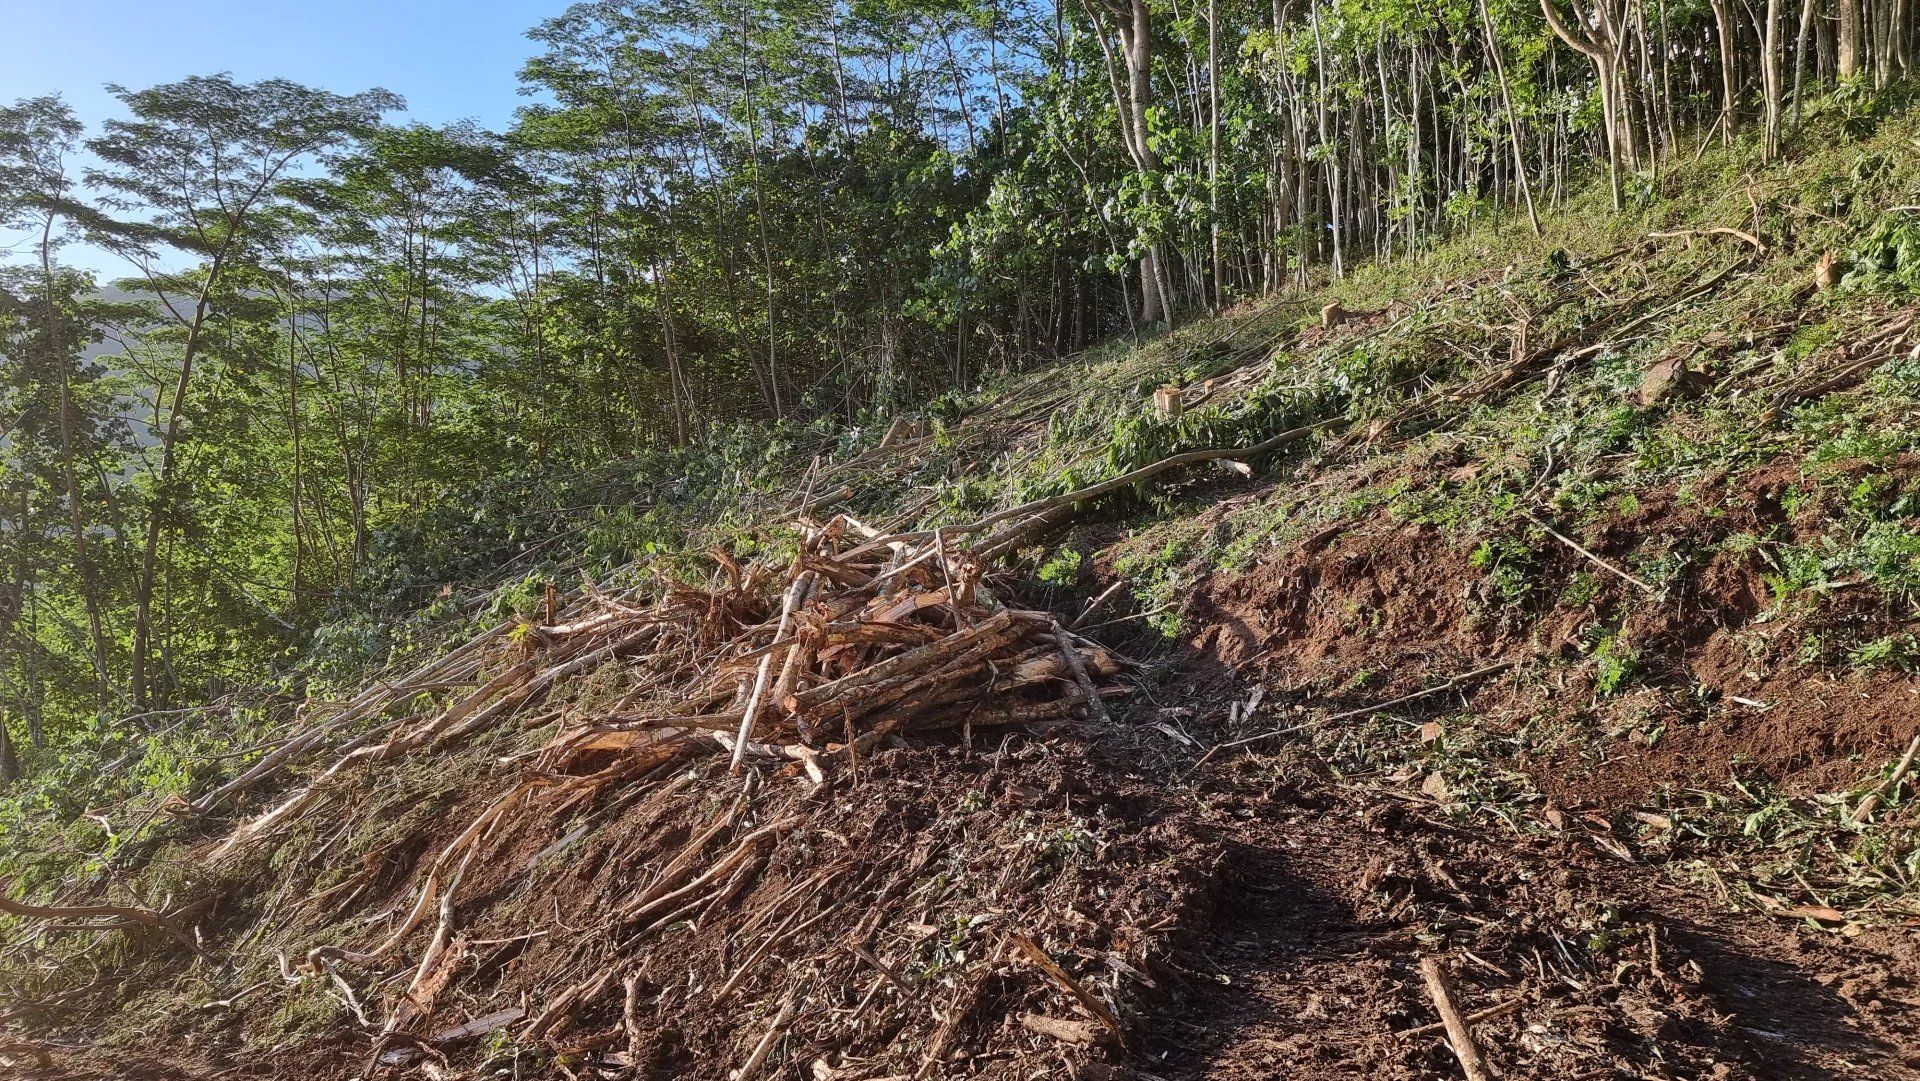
[6, 105, 1920, 1080]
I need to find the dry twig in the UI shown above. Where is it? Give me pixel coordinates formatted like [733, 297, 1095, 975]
[1418, 955, 1493, 1081]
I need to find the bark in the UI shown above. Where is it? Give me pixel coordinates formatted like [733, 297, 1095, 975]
[42, 214, 110, 701]
[1763, 0, 1787, 158]
[1480, 0, 1543, 235]
[1540, 0, 1626, 208]
[1791, 0, 1818, 131]
[1090, 0, 1169, 322]
[0, 714, 18, 784]
[1208, 0, 1224, 307]
[129, 149, 299, 707]
[1839, 0, 1865, 76]
[130, 276, 221, 708]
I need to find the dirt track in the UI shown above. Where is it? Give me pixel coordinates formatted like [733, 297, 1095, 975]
[1151, 760, 1920, 1080]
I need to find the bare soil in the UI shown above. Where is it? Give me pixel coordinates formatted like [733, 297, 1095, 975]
[1148, 764, 1920, 1079]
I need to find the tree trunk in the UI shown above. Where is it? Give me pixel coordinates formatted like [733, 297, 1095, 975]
[1310, 0, 1346, 276]
[1481, 0, 1543, 235]
[1208, 0, 1224, 308]
[1762, 0, 1787, 159]
[0, 712, 19, 785]
[1708, 0, 1739, 144]
[42, 216, 111, 702]
[1540, 0, 1625, 208]
[130, 279, 220, 709]
[1839, 0, 1865, 76]
[1790, 0, 1817, 131]
[1118, 0, 1167, 322]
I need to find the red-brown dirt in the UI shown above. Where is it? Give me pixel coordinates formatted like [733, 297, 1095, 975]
[1189, 454, 1920, 811]
[20, 720, 1920, 1081]
[1148, 758, 1920, 1080]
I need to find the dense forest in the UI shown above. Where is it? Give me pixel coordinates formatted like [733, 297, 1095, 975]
[3, 0, 1918, 773]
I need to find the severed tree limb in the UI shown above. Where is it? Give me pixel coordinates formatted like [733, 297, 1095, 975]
[975, 505, 1078, 561]
[1009, 932, 1125, 1042]
[215, 622, 656, 861]
[623, 969, 648, 1066]
[1521, 512, 1656, 595]
[715, 904, 831, 1004]
[848, 942, 913, 993]
[787, 609, 1032, 714]
[732, 570, 817, 773]
[618, 824, 783, 928]
[1762, 313, 1916, 419]
[843, 417, 1344, 561]
[1853, 733, 1920, 824]
[0, 890, 180, 932]
[1647, 226, 1767, 251]
[734, 982, 809, 1081]
[1022, 1012, 1099, 1046]
[1076, 601, 1174, 633]
[1418, 955, 1493, 1081]
[1396, 996, 1525, 1040]
[831, 627, 1034, 725]
[1199, 660, 1518, 766]
[0, 886, 200, 955]
[190, 619, 513, 815]
[309, 779, 541, 971]
[618, 811, 740, 918]
[1071, 580, 1129, 629]
[1054, 623, 1111, 726]
[381, 839, 484, 1040]
[523, 967, 620, 1044]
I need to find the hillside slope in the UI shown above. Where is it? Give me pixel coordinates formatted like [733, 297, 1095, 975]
[7, 109, 1920, 1080]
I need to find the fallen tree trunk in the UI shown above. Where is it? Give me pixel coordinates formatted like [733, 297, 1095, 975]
[844, 416, 1345, 560]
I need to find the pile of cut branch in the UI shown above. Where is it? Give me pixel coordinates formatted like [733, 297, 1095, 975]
[532, 511, 1129, 786]
[210, 514, 1126, 863]
[201, 516, 1138, 1072]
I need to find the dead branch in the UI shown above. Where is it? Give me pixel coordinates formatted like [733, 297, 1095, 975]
[1521, 512, 1656, 594]
[846, 417, 1344, 559]
[0, 885, 195, 946]
[1418, 955, 1493, 1081]
[1009, 932, 1125, 1042]
[732, 570, 817, 773]
[735, 983, 809, 1081]
[1201, 661, 1518, 764]
[1021, 1013, 1099, 1046]
[1853, 733, 1920, 824]
[1395, 996, 1525, 1040]
[1647, 226, 1766, 251]
[1054, 623, 1111, 726]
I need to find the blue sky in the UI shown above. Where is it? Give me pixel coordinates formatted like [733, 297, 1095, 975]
[3, 0, 563, 274]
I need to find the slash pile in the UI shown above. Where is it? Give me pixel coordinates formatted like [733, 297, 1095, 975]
[178, 514, 1139, 1076]
[213, 514, 1126, 856]
[537, 513, 1128, 786]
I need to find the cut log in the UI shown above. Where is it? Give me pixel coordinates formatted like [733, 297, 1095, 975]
[1021, 1013, 1099, 1046]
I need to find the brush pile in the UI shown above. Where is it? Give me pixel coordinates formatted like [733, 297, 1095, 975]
[210, 514, 1126, 855]
[161, 515, 1144, 1077]
[537, 511, 1128, 787]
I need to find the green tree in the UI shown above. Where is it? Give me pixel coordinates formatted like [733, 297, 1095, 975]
[83, 75, 400, 707]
